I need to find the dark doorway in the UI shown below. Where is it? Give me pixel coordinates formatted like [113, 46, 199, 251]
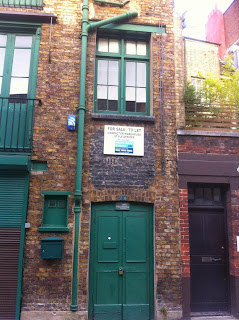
[189, 185, 230, 313]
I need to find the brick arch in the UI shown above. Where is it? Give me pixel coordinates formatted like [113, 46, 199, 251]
[89, 188, 156, 204]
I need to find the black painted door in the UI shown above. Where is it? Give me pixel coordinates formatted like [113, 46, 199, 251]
[189, 209, 229, 312]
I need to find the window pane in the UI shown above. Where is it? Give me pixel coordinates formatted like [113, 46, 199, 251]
[108, 86, 118, 100]
[97, 85, 107, 99]
[97, 60, 108, 85]
[98, 100, 107, 111]
[0, 77, 2, 94]
[126, 41, 136, 55]
[98, 38, 108, 52]
[126, 87, 135, 101]
[0, 48, 6, 76]
[12, 49, 31, 77]
[10, 77, 29, 94]
[126, 101, 135, 112]
[126, 62, 135, 86]
[108, 100, 118, 111]
[137, 42, 147, 55]
[108, 61, 118, 85]
[0, 35, 7, 46]
[137, 63, 146, 87]
[136, 88, 146, 103]
[136, 102, 146, 113]
[109, 39, 119, 53]
[15, 36, 32, 48]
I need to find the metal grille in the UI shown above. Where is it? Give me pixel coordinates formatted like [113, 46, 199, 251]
[0, 0, 43, 9]
[0, 97, 41, 153]
[0, 228, 21, 320]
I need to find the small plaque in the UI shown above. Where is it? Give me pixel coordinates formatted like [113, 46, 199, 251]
[115, 202, 130, 211]
[202, 257, 212, 263]
[25, 223, 30, 229]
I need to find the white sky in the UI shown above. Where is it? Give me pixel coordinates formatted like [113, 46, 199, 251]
[174, 0, 234, 40]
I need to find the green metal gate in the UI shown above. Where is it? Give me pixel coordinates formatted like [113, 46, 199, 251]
[0, 171, 29, 320]
[89, 202, 154, 320]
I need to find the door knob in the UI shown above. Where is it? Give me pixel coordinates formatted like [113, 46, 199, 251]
[119, 267, 123, 276]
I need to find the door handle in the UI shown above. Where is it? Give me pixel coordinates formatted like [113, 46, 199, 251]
[119, 267, 123, 276]
[212, 258, 221, 262]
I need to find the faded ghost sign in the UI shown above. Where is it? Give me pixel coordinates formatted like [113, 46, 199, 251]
[104, 125, 144, 156]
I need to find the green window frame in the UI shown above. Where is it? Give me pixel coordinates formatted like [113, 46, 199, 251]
[38, 191, 71, 232]
[0, 27, 40, 99]
[94, 34, 150, 116]
[0, 0, 43, 9]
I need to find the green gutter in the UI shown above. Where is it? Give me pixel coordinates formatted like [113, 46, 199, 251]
[94, 0, 130, 7]
[70, 3, 138, 311]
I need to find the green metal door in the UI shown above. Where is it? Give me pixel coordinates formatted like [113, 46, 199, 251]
[89, 203, 154, 320]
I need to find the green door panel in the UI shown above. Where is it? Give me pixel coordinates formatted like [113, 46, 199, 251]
[123, 304, 149, 320]
[97, 214, 120, 262]
[125, 272, 148, 303]
[94, 305, 122, 320]
[125, 215, 147, 262]
[89, 203, 154, 320]
[96, 272, 120, 304]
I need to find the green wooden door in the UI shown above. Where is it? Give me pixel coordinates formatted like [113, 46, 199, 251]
[89, 203, 154, 320]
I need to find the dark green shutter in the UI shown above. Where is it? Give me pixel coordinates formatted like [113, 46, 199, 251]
[0, 172, 29, 320]
[0, 173, 28, 227]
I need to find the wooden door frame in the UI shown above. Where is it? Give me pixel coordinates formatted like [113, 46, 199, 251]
[88, 202, 154, 320]
[180, 181, 231, 319]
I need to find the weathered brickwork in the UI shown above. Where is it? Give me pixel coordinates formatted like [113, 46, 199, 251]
[90, 130, 155, 187]
[224, 0, 239, 49]
[178, 134, 239, 155]
[184, 38, 220, 80]
[229, 190, 239, 277]
[0, 0, 183, 317]
[179, 189, 190, 278]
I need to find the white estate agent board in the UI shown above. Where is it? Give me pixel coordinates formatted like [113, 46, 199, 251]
[104, 125, 144, 156]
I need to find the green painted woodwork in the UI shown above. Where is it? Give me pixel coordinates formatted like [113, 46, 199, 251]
[0, 0, 43, 8]
[41, 190, 71, 196]
[41, 237, 64, 259]
[89, 202, 154, 320]
[31, 160, 47, 171]
[71, 7, 138, 311]
[39, 194, 70, 232]
[99, 23, 166, 33]
[94, 36, 150, 115]
[0, 155, 30, 170]
[0, 171, 30, 320]
[0, 26, 41, 151]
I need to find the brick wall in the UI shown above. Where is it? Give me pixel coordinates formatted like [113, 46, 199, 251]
[184, 38, 220, 79]
[179, 189, 190, 278]
[224, 0, 239, 49]
[206, 8, 227, 59]
[15, 0, 183, 317]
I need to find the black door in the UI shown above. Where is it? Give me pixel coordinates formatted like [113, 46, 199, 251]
[189, 208, 229, 312]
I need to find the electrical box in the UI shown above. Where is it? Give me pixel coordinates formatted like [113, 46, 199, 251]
[41, 237, 64, 259]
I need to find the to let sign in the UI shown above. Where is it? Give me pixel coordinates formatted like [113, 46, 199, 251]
[104, 125, 144, 156]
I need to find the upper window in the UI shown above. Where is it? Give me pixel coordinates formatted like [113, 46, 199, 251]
[0, 0, 43, 9]
[0, 33, 36, 99]
[94, 35, 150, 115]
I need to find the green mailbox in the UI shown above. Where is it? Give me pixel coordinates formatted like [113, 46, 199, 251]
[41, 237, 64, 259]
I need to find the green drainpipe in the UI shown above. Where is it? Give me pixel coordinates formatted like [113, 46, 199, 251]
[70, 3, 138, 311]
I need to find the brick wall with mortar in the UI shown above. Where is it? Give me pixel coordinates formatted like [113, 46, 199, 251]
[1, 0, 183, 318]
[184, 38, 220, 80]
[224, 0, 239, 49]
